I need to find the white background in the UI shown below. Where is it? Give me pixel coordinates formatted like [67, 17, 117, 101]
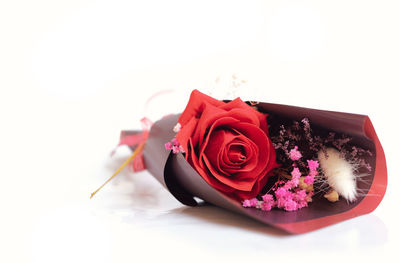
[1, 1, 399, 262]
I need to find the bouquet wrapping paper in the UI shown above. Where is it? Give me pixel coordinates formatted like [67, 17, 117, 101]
[122, 101, 386, 234]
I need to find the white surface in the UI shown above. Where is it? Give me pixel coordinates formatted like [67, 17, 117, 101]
[1, 1, 399, 262]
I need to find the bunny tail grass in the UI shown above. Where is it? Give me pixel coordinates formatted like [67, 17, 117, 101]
[318, 148, 357, 202]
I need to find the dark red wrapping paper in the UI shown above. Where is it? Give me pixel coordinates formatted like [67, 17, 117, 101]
[128, 102, 386, 234]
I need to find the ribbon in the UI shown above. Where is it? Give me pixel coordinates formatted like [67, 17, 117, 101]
[90, 90, 173, 198]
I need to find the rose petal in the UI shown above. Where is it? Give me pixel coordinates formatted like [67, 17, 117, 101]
[202, 154, 257, 191]
[221, 138, 258, 174]
[195, 115, 270, 189]
[178, 90, 225, 127]
[175, 90, 279, 200]
[227, 144, 246, 164]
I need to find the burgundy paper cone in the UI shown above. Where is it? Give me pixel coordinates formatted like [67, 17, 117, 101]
[136, 102, 387, 234]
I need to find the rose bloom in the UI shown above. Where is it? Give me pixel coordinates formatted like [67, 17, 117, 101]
[176, 90, 279, 200]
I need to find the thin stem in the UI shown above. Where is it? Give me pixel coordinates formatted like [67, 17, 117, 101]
[90, 143, 145, 199]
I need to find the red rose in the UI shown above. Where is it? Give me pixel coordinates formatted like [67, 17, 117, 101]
[176, 90, 279, 200]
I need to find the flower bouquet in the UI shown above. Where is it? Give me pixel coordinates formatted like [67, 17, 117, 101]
[93, 90, 386, 234]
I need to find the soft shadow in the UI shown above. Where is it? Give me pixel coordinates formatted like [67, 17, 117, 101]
[169, 202, 290, 237]
[156, 201, 388, 247]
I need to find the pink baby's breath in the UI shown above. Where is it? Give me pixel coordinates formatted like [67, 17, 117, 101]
[249, 198, 258, 207]
[291, 167, 301, 179]
[275, 187, 288, 199]
[242, 146, 315, 212]
[165, 137, 185, 154]
[261, 202, 273, 211]
[307, 159, 319, 171]
[284, 199, 298, 211]
[304, 175, 314, 185]
[164, 142, 172, 150]
[289, 146, 302, 161]
[172, 146, 180, 154]
[262, 194, 274, 203]
[293, 190, 308, 208]
[242, 199, 252, 207]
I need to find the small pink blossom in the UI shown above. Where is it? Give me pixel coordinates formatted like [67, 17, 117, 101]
[284, 167, 301, 188]
[276, 197, 286, 209]
[260, 202, 273, 211]
[293, 190, 308, 208]
[284, 179, 298, 190]
[172, 146, 180, 154]
[275, 187, 295, 209]
[283, 182, 291, 190]
[289, 146, 302, 161]
[296, 200, 308, 209]
[275, 187, 288, 199]
[164, 142, 172, 150]
[307, 159, 319, 171]
[304, 175, 314, 185]
[294, 189, 307, 201]
[291, 167, 301, 180]
[242, 198, 259, 208]
[262, 194, 274, 203]
[242, 199, 252, 207]
[242, 151, 315, 212]
[165, 137, 184, 154]
[249, 198, 258, 207]
[284, 199, 298, 211]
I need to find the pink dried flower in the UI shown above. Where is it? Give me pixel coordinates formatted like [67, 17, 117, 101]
[172, 146, 180, 154]
[284, 167, 301, 188]
[294, 189, 307, 201]
[249, 198, 258, 207]
[291, 167, 301, 179]
[289, 146, 302, 161]
[275, 187, 288, 199]
[261, 202, 273, 211]
[242, 199, 252, 207]
[293, 190, 308, 209]
[307, 159, 319, 171]
[164, 142, 172, 150]
[243, 179, 314, 212]
[242, 198, 259, 208]
[276, 197, 286, 209]
[243, 146, 315, 212]
[165, 137, 184, 154]
[276, 188, 295, 209]
[283, 182, 292, 190]
[296, 201, 308, 210]
[262, 194, 274, 203]
[284, 199, 298, 211]
[304, 175, 314, 185]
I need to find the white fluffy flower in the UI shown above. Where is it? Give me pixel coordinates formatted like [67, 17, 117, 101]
[318, 148, 357, 202]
